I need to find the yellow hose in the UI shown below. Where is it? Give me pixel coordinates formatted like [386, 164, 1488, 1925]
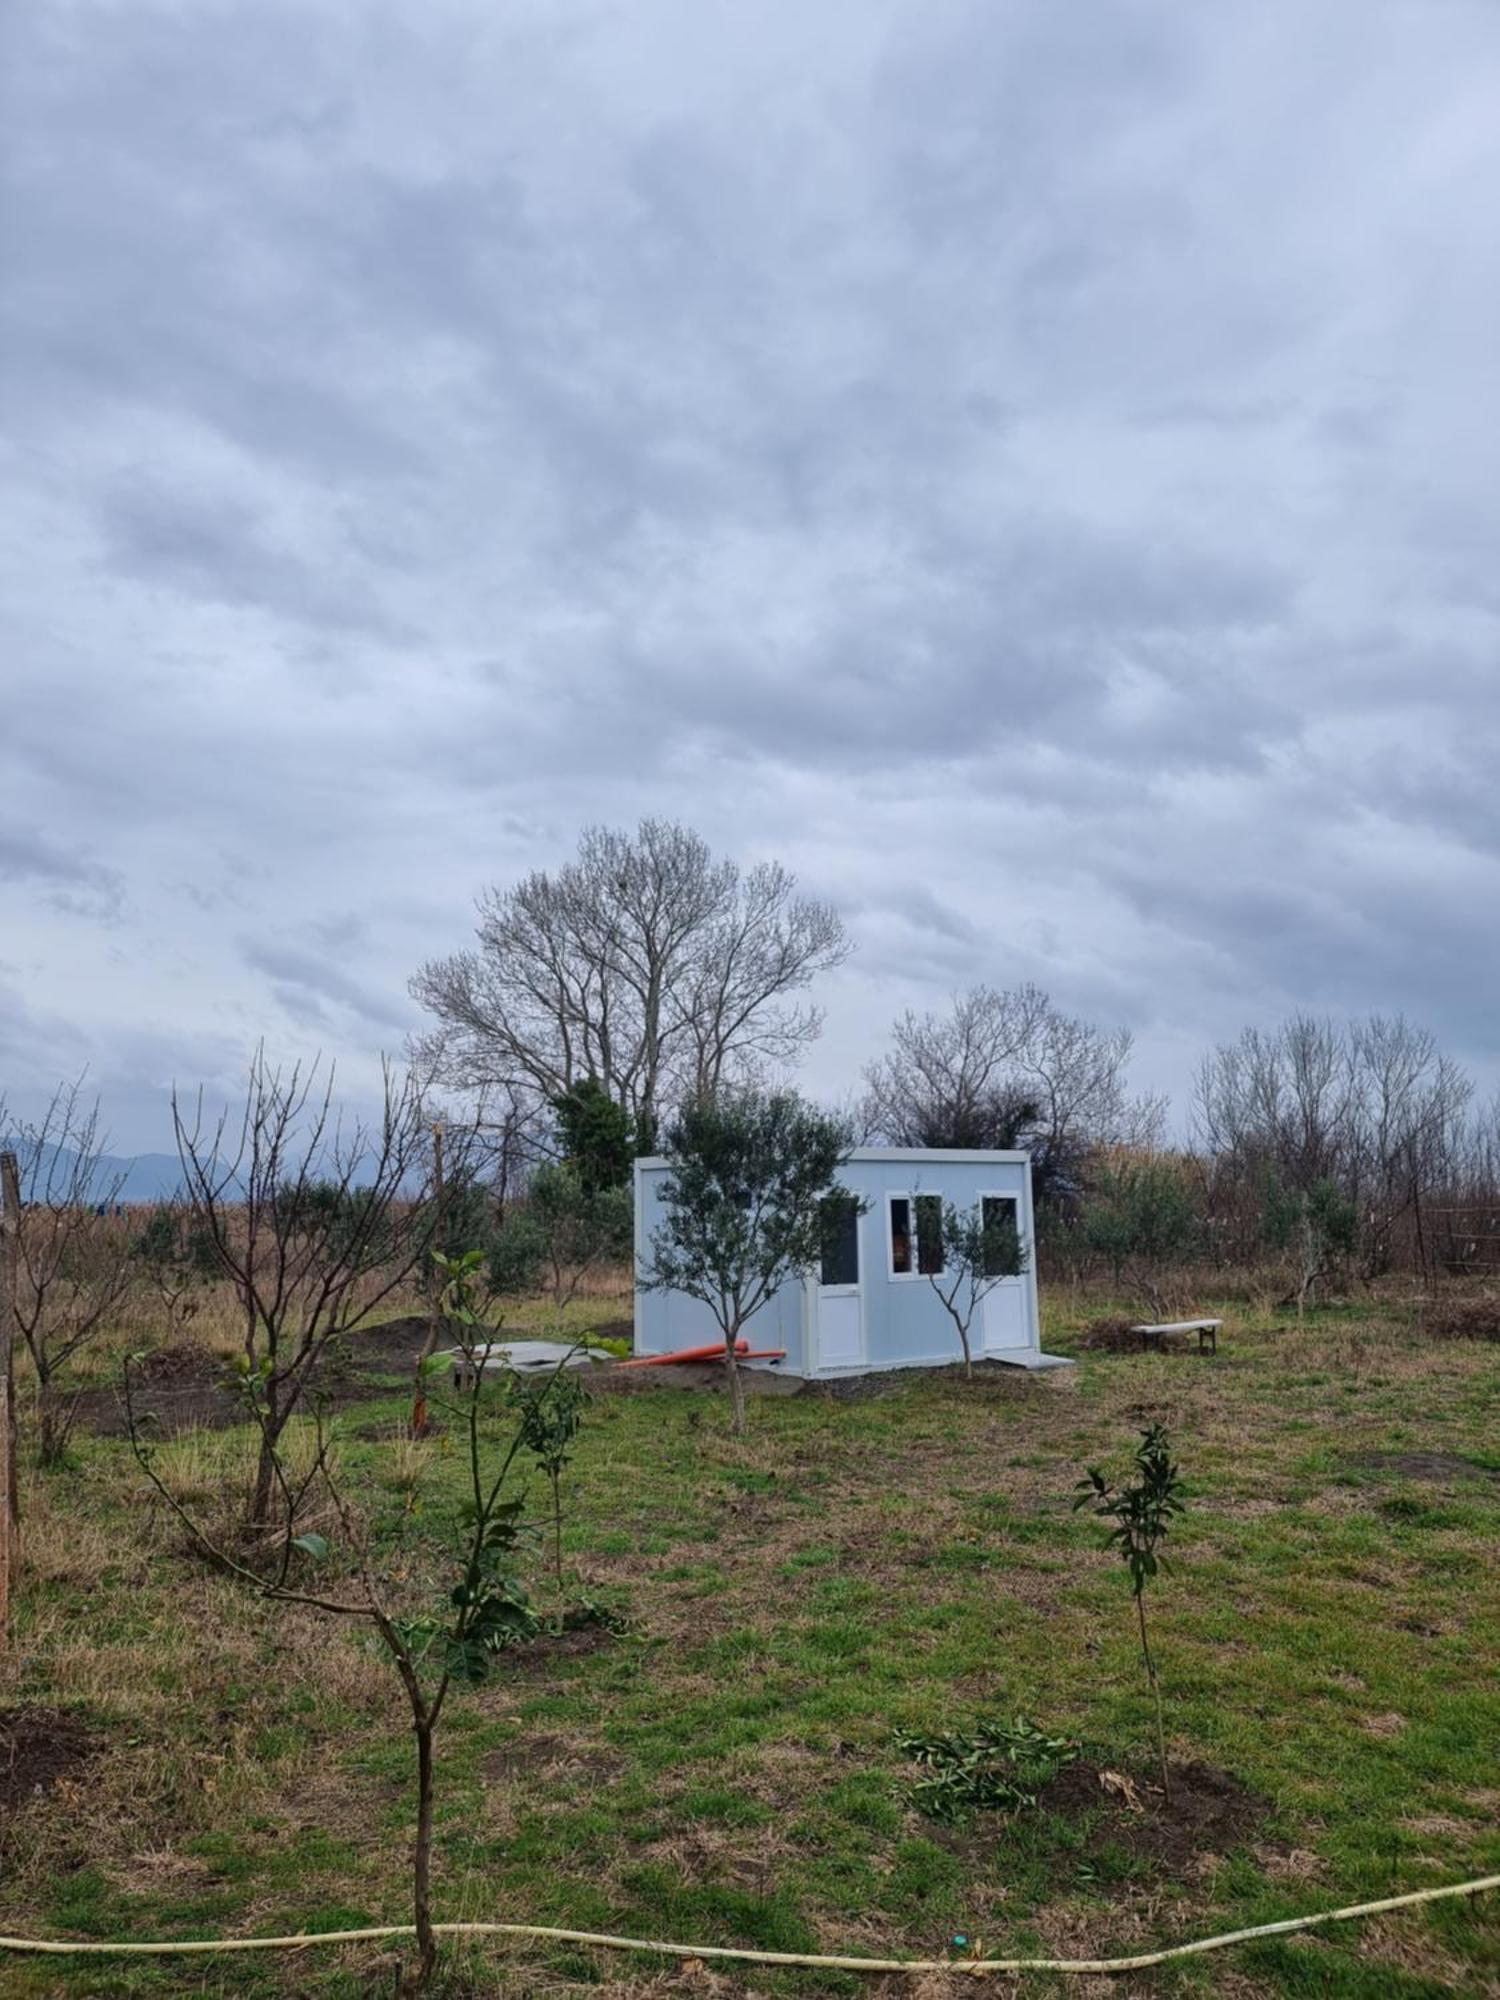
[1, 1872, 1496, 1974]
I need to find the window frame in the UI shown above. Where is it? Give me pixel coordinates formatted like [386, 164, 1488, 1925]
[818, 1193, 862, 1291]
[886, 1190, 945, 1280]
[978, 1190, 1024, 1280]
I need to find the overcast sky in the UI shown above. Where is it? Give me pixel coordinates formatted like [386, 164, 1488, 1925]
[3, 0, 1498, 1155]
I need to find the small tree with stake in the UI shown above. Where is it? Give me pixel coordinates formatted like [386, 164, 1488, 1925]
[508, 1370, 587, 1604]
[924, 1198, 1028, 1377]
[1074, 1424, 1186, 1801]
[126, 1246, 555, 1997]
[642, 1091, 860, 1436]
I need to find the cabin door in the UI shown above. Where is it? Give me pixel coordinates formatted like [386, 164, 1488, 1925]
[979, 1194, 1030, 1353]
[816, 1198, 865, 1370]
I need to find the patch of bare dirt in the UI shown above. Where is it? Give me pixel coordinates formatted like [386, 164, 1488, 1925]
[1349, 1450, 1495, 1482]
[1039, 1759, 1271, 1877]
[74, 1346, 240, 1436]
[0, 1706, 99, 1818]
[74, 1317, 442, 1438]
[504, 1620, 623, 1676]
[808, 1361, 1036, 1403]
[936, 1760, 1270, 1885]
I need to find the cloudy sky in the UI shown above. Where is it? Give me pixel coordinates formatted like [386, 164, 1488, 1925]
[3, 0, 1498, 1154]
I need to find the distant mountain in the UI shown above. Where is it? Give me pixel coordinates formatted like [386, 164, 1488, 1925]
[0, 1139, 192, 1206]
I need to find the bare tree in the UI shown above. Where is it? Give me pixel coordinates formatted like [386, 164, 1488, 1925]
[1196, 1013, 1474, 1276]
[862, 985, 1159, 1200]
[1349, 1017, 1471, 1274]
[410, 820, 849, 1136]
[127, 1250, 562, 1997]
[2, 1082, 132, 1464]
[174, 1051, 436, 1526]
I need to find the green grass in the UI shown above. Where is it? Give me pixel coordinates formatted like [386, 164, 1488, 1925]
[2, 1292, 1497, 1996]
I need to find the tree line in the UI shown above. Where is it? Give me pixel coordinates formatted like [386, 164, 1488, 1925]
[408, 817, 1499, 1279]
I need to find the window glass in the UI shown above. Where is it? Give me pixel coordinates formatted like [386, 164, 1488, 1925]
[889, 1196, 912, 1274]
[981, 1195, 1020, 1278]
[820, 1196, 859, 1287]
[915, 1194, 944, 1275]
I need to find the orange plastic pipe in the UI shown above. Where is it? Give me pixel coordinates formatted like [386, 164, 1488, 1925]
[616, 1339, 750, 1370]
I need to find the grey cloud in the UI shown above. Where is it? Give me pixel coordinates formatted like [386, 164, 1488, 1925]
[0, 821, 124, 921]
[239, 939, 416, 1038]
[1, 0, 1498, 1148]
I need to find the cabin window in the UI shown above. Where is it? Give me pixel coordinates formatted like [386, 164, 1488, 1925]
[889, 1193, 944, 1276]
[888, 1195, 912, 1274]
[820, 1196, 860, 1287]
[981, 1195, 1021, 1277]
[915, 1195, 944, 1274]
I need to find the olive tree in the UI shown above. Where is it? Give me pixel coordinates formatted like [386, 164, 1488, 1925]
[923, 1198, 1028, 1377]
[642, 1091, 859, 1435]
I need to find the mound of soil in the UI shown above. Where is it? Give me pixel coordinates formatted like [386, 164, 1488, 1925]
[73, 1317, 440, 1439]
[504, 1620, 622, 1675]
[940, 1759, 1270, 1884]
[1037, 1759, 1269, 1876]
[0, 1707, 98, 1816]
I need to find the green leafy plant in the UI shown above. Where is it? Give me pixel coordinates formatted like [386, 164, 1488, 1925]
[552, 1076, 638, 1194]
[507, 1368, 587, 1600]
[642, 1090, 862, 1434]
[1074, 1424, 1186, 1799]
[125, 1244, 557, 1997]
[486, 1164, 632, 1310]
[1080, 1160, 1201, 1308]
[923, 1198, 1028, 1376]
[895, 1715, 1079, 1822]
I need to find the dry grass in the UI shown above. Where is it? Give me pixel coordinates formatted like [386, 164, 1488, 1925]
[1, 1287, 1496, 1999]
[1419, 1291, 1500, 1343]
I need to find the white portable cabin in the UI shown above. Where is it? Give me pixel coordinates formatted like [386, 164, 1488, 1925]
[633, 1147, 1058, 1378]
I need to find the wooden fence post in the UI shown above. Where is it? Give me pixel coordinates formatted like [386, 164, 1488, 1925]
[0, 1148, 21, 1650]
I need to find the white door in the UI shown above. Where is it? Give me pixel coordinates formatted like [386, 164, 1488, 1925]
[979, 1194, 1031, 1353]
[817, 1197, 865, 1369]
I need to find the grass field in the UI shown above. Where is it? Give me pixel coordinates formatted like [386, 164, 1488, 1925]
[2, 1290, 1498, 1998]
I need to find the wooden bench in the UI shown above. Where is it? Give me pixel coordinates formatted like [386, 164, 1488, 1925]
[1131, 1318, 1222, 1355]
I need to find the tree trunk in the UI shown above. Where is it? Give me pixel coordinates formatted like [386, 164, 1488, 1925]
[724, 1337, 747, 1437]
[412, 1123, 446, 1438]
[406, 1711, 438, 1996]
[250, 1396, 286, 1527]
[959, 1327, 973, 1379]
[552, 1470, 564, 1601]
[37, 1369, 66, 1469]
[1136, 1592, 1171, 1803]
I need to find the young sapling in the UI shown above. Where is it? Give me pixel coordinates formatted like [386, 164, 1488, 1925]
[1074, 1422, 1186, 1800]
